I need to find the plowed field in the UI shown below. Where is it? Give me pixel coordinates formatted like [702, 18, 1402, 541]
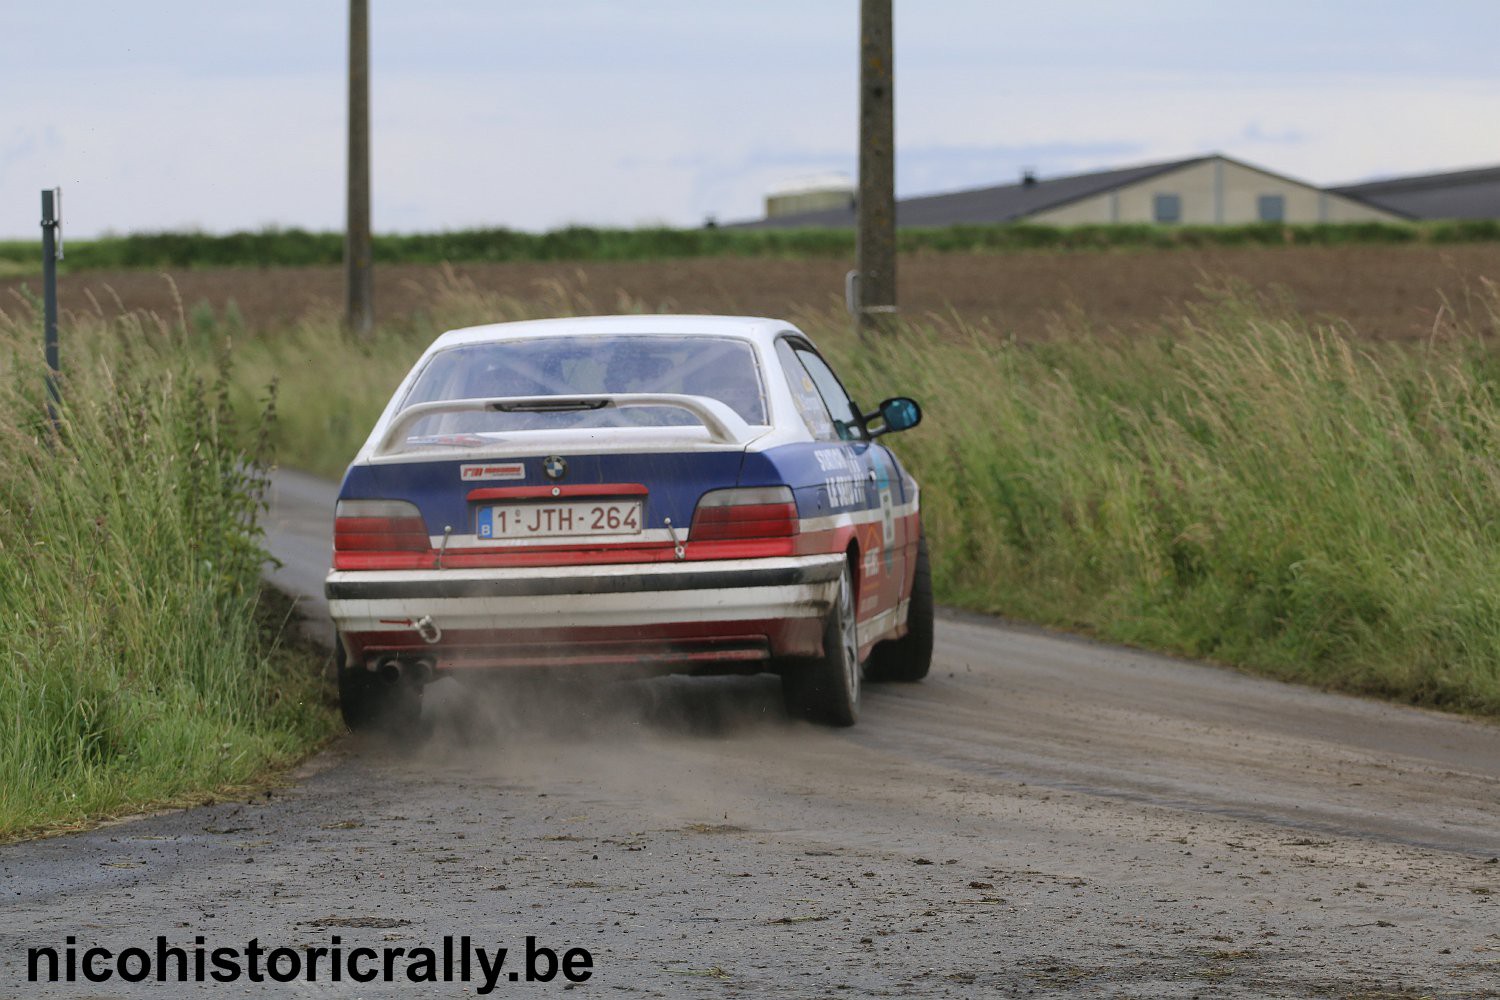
[5, 243, 1499, 338]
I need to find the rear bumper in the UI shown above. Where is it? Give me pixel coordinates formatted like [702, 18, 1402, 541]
[326, 554, 844, 671]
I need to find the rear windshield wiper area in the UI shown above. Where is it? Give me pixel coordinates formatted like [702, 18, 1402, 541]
[489, 398, 610, 414]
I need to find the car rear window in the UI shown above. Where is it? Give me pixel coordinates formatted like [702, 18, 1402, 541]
[396, 335, 767, 442]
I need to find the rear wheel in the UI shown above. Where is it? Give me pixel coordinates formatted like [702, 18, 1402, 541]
[782, 561, 861, 726]
[336, 638, 422, 733]
[866, 530, 934, 683]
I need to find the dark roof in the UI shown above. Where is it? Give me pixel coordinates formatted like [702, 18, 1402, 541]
[1331, 165, 1500, 220]
[734, 156, 1209, 229]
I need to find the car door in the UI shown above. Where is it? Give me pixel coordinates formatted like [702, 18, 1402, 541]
[776, 339, 906, 641]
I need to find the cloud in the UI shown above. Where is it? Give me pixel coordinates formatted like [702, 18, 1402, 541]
[3, 3, 1499, 236]
[1239, 122, 1310, 146]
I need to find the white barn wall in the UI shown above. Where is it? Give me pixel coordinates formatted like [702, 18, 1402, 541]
[1025, 190, 1115, 224]
[1028, 157, 1403, 226]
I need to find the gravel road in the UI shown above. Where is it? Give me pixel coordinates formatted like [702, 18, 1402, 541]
[3, 469, 1497, 998]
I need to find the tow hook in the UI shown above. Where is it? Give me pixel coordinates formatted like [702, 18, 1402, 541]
[663, 517, 686, 561]
[415, 615, 442, 644]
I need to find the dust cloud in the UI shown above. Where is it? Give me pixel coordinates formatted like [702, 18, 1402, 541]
[373, 667, 812, 832]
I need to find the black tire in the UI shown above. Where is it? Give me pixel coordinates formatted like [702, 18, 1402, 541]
[781, 560, 861, 726]
[336, 638, 422, 733]
[865, 530, 934, 683]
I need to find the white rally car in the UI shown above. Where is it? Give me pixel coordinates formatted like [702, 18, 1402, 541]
[325, 315, 931, 729]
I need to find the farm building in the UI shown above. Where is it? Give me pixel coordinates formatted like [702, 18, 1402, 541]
[738, 153, 1405, 228]
[1331, 165, 1500, 220]
[764, 174, 856, 219]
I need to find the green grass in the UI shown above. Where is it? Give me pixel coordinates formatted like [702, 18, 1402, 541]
[0, 258, 39, 279]
[831, 300, 1500, 713]
[0, 308, 335, 839]
[209, 278, 1500, 716]
[4, 219, 1500, 273]
[6, 269, 1500, 827]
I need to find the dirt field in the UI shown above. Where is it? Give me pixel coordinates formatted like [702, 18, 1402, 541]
[5, 244, 1499, 339]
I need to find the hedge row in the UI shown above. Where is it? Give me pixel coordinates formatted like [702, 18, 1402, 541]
[3, 220, 1499, 272]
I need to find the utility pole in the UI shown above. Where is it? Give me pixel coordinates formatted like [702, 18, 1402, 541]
[40, 188, 62, 416]
[856, 0, 896, 335]
[345, 0, 374, 339]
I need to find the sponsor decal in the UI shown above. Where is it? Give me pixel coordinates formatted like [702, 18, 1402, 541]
[815, 448, 865, 510]
[875, 455, 896, 573]
[825, 475, 864, 510]
[860, 522, 884, 580]
[814, 449, 859, 474]
[460, 462, 524, 482]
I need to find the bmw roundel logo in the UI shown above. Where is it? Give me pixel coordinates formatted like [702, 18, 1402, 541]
[543, 455, 568, 480]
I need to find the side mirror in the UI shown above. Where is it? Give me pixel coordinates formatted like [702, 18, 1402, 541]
[863, 396, 922, 437]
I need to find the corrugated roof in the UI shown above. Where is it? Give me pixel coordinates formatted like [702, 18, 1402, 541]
[734, 156, 1209, 229]
[1331, 165, 1500, 220]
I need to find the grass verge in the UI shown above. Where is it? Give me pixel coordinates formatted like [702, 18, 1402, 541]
[0, 316, 336, 840]
[832, 297, 1500, 714]
[236, 276, 1500, 716]
[6, 275, 1500, 725]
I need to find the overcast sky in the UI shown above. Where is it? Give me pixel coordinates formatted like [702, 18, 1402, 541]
[3, 2, 1497, 238]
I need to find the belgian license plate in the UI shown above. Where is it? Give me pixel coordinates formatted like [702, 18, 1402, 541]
[479, 501, 643, 539]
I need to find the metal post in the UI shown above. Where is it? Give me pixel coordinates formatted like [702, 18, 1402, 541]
[40, 188, 61, 413]
[345, 0, 374, 339]
[856, 0, 897, 336]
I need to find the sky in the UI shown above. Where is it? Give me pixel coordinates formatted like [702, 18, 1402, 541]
[3, 1, 1498, 238]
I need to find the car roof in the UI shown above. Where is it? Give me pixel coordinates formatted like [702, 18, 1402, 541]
[355, 315, 831, 463]
[429, 315, 801, 352]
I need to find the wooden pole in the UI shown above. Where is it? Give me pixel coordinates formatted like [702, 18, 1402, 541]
[345, 0, 374, 339]
[856, 0, 896, 335]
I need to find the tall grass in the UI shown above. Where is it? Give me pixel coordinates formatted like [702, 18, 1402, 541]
[0, 303, 333, 838]
[827, 298, 1500, 713]
[4, 219, 1500, 274]
[218, 276, 1500, 715]
[11, 274, 1500, 724]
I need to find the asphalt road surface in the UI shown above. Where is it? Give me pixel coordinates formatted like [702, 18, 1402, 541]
[3, 469, 1498, 998]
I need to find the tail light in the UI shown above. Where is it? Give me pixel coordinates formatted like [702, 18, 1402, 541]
[334, 499, 430, 552]
[690, 487, 798, 541]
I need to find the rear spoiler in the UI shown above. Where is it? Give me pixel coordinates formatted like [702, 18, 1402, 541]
[375, 393, 758, 455]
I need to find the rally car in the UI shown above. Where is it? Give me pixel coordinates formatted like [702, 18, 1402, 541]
[325, 315, 931, 730]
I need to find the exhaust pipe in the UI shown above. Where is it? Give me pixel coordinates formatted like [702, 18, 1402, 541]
[369, 654, 435, 686]
[408, 656, 435, 685]
[375, 655, 403, 684]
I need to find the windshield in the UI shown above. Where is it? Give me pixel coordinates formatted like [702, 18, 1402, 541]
[396, 335, 767, 444]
